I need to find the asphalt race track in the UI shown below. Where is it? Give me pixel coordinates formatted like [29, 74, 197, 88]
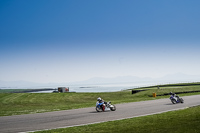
[0, 95, 199, 133]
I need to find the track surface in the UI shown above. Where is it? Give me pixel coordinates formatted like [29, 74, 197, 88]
[0, 95, 199, 133]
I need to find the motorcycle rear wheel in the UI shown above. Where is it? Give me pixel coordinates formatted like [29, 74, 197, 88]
[110, 105, 116, 111]
[180, 98, 184, 103]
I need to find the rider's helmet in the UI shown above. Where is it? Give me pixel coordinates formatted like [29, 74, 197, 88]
[97, 97, 101, 101]
[170, 92, 173, 95]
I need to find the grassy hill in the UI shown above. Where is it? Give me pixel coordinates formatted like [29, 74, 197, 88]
[0, 82, 200, 116]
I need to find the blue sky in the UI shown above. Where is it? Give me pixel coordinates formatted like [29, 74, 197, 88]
[0, 0, 200, 83]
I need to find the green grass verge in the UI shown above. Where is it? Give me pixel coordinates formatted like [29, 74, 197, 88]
[140, 82, 200, 89]
[35, 106, 200, 133]
[0, 82, 200, 116]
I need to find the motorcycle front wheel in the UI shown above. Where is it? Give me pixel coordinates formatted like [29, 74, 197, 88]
[171, 99, 176, 104]
[96, 106, 103, 112]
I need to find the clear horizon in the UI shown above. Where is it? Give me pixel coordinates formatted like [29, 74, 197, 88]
[1, 1, 200, 83]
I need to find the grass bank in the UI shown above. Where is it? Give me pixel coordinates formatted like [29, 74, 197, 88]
[0, 88, 54, 93]
[0, 82, 200, 116]
[0, 91, 149, 116]
[0, 89, 30, 93]
[35, 105, 200, 133]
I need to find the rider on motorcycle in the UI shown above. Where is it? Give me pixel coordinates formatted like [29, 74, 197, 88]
[97, 97, 107, 111]
[170, 92, 175, 96]
[170, 92, 179, 100]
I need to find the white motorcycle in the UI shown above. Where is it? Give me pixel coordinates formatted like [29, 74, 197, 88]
[96, 101, 116, 112]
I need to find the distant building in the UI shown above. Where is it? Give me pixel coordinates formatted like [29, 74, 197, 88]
[58, 87, 69, 93]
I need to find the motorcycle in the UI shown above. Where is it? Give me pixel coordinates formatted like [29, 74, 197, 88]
[170, 95, 184, 104]
[96, 101, 116, 112]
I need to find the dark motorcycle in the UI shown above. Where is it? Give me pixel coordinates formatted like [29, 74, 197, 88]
[170, 95, 184, 104]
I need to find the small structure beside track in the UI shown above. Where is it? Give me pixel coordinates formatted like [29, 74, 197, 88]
[57, 87, 69, 93]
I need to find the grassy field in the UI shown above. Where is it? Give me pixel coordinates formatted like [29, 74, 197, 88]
[35, 105, 200, 133]
[0, 82, 200, 116]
